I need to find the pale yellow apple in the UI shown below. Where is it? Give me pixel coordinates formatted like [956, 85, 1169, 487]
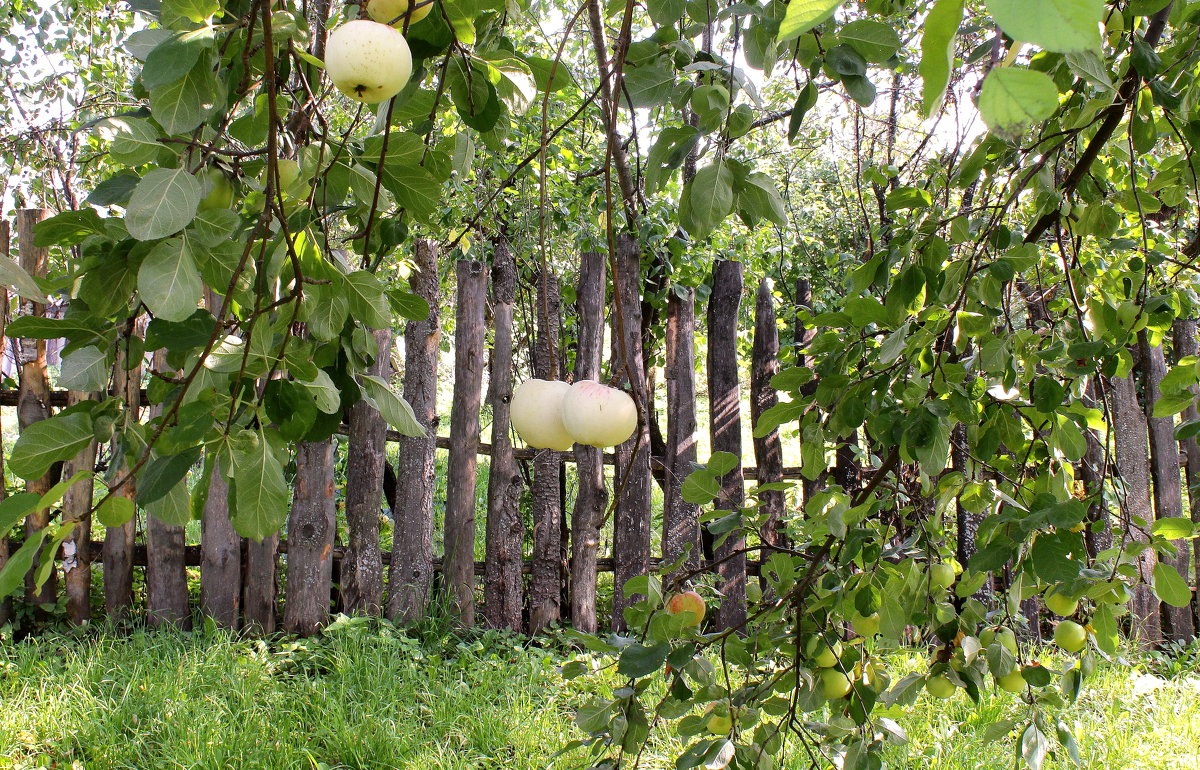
[366, 0, 433, 27]
[510, 379, 574, 451]
[324, 20, 412, 104]
[560, 380, 637, 448]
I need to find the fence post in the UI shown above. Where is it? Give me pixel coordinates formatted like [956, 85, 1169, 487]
[104, 318, 142, 620]
[571, 252, 608, 632]
[146, 350, 190, 628]
[283, 438, 336, 635]
[708, 259, 746, 630]
[0, 221, 11, 626]
[610, 234, 651, 630]
[751, 278, 785, 551]
[663, 285, 699, 573]
[1173, 319, 1200, 631]
[61, 388, 99, 625]
[483, 237, 524, 630]
[342, 327, 393, 615]
[444, 259, 486, 625]
[530, 268, 564, 632]
[1109, 365, 1162, 644]
[387, 239, 441, 622]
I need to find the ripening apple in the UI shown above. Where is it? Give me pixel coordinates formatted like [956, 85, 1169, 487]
[996, 670, 1026, 693]
[666, 590, 706, 627]
[809, 639, 843, 669]
[560, 380, 637, 448]
[1053, 620, 1088, 653]
[851, 613, 880, 637]
[510, 379, 574, 450]
[198, 168, 234, 211]
[928, 563, 955, 590]
[703, 703, 733, 735]
[925, 675, 956, 699]
[981, 626, 1018, 654]
[1043, 587, 1079, 617]
[820, 669, 853, 699]
[366, 0, 433, 27]
[324, 20, 413, 104]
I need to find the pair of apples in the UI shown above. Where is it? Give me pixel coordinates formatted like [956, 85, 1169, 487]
[325, 0, 433, 104]
[510, 379, 638, 450]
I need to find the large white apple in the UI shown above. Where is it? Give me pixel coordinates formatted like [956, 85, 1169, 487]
[510, 379, 574, 451]
[560, 380, 637, 448]
[366, 0, 433, 27]
[324, 20, 412, 104]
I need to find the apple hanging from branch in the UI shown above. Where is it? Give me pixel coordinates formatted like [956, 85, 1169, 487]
[510, 379, 575, 451]
[324, 20, 412, 104]
[366, 0, 434, 27]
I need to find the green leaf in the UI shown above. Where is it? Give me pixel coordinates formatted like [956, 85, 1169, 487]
[149, 58, 219, 135]
[681, 162, 735, 239]
[138, 236, 203, 322]
[884, 187, 932, 211]
[986, 0, 1102, 53]
[127, 168, 203, 241]
[138, 448, 201, 506]
[32, 209, 107, 247]
[96, 495, 135, 527]
[145, 475, 192, 526]
[778, 0, 842, 43]
[0, 493, 40, 540]
[163, 0, 220, 24]
[230, 432, 290, 541]
[1091, 603, 1119, 653]
[1019, 723, 1049, 770]
[359, 375, 426, 437]
[978, 68, 1059, 134]
[839, 19, 901, 63]
[623, 63, 676, 109]
[142, 31, 206, 90]
[103, 117, 163, 166]
[0, 527, 50, 599]
[1151, 517, 1195, 539]
[617, 641, 670, 678]
[737, 173, 788, 227]
[707, 451, 739, 476]
[0, 256, 48, 303]
[787, 81, 819, 142]
[9, 412, 95, 480]
[59, 346, 110, 391]
[647, 0, 686, 25]
[1153, 562, 1192, 607]
[343, 271, 392, 329]
[681, 471, 720, 504]
[1152, 392, 1195, 418]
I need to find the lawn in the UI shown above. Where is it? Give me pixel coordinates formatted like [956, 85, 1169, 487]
[1, 619, 1197, 769]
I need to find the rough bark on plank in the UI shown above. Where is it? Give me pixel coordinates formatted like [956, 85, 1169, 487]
[571, 252, 608, 632]
[146, 351, 190, 629]
[200, 463, 240, 628]
[610, 235, 652, 631]
[443, 259, 487, 625]
[1109, 367, 1162, 645]
[530, 268, 564, 632]
[387, 239, 441, 622]
[61, 390, 99, 625]
[751, 278, 785, 550]
[707, 259, 747, 630]
[104, 323, 142, 620]
[483, 237, 524, 631]
[243, 535, 278, 633]
[342, 327, 393, 616]
[1080, 379, 1112, 557]
[14, 209, 57, 609]
[1175, 320, 1200, 631]
[0, 221, 11, 626]
[283, 439, 336, 636]
[1138, 331, 1194, 639]
[663, 286, 699, 575]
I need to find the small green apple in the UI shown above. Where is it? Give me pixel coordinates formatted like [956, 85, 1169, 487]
[1043, 587, 1079, 617]
[925, 675, 956, 699]
[811, 640, 843, 668]
[996, 670, 1026, 693]
[820, 669, 853, 699]
[929, 563, 955, 590]
[851, 613, 881, 637]
[198, 168, 234, 211]
[1053, 620, 1087, 653]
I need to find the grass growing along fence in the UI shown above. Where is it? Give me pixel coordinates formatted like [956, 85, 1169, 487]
[2, 621, 1199, 769]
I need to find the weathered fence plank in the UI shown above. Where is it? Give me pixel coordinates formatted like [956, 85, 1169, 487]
[444, 259, 487, 625]
[1174, 319, 1200, 628]
[201, 463, 240, 628]
[146, 351, 190, 629]
[104, 322, 141, 620]
[283, 439, 337, 635]
[708, 259, 747, 630]
[62, 389, 99, 625]
[664, 285, 699, 574]
[570, 252, 608, 632]
[610, 234, 652, 630]
[751, 278, 785, 550]
[0, 221, 11, 627]
[243, 533, 279, 633]
[530, 268, 564, 632]
[484, 237, 524, 631]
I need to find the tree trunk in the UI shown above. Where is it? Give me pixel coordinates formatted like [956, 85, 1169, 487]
[571, 252, 608, 632]
[0, 221, 9, 626]
[443, 259, 486, 626]
[283, 439, 336, 635]
[342, 328, 393, 615]
[146, 351, 190, 629]
[105, 323, 142, 621]
[1138, 331, 1193, 640]
[1174, 319, 1200, 634]
[707, 259, 747, 630]
[530, 268, 564, 632]
[610, 234, 652, 630]
[15, 209, 57, 609]
[62, 390, 99, 625]
[387, 239, 441, 622]
[663, 286, 700, 574]
[751, 279, 785, 551]
[201, 463, 240, 628]
[1109, 368, 1162, 644]
[483, 236, 524, 631]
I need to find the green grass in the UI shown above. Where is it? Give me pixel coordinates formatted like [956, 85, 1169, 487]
[2, 623, 1198, 769]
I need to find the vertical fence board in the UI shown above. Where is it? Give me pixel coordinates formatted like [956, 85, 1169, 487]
[1110, 367, 1162, 644]
[104, 322, 141, 619]
[201, 464, 240, 628]
[610, 234, 651, 630]
[62, 389, 99, 625]
[1174, 319, 1200, 629]
[708, 259, 746, 629]
[751, 279, 785, 550]
[444, 260, 486, 625]
[283, 439, 336, 635]
[0, 221, 10, 626]
[387, 239, 441, 622]
[14, 209, 57, 608]
[530, 269, 563, 632]
[242, 534, 278, 633]
[342, 328, 393, 615]
[570, 252, 607, 632]
[663, 286, 700, 574]
[1080, 379, 1112, 557]
[484, 237, 524, 630]
[146, 351, 190, 629]
[1138, 332, 1194, 639]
